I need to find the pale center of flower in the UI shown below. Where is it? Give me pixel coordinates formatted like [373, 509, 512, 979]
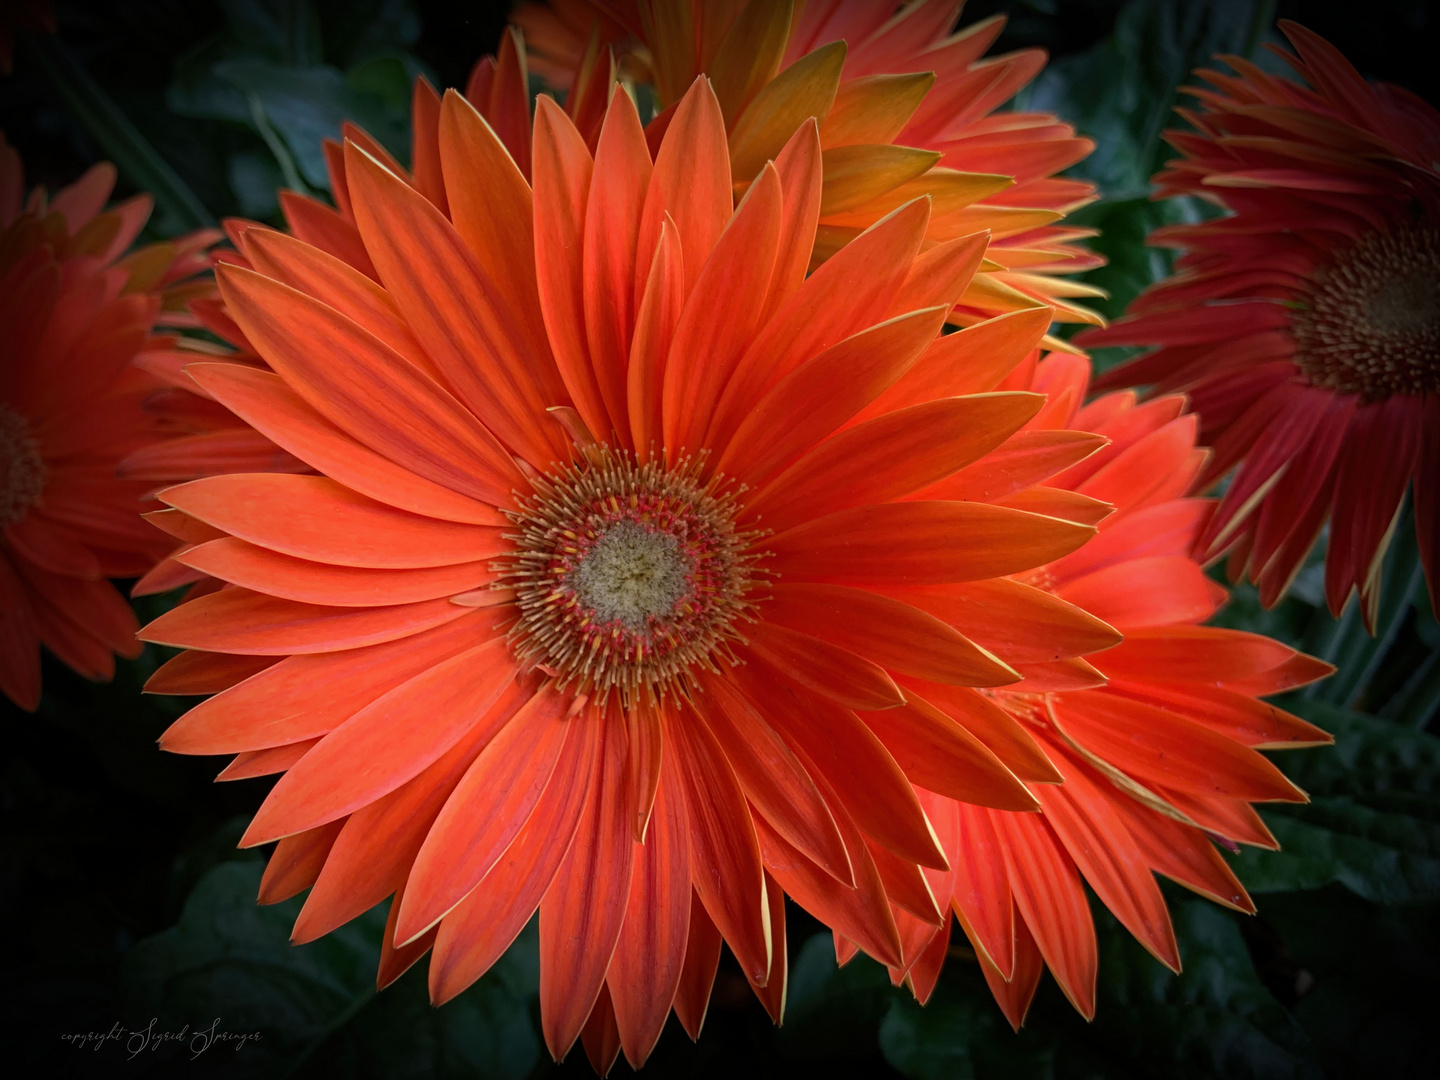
[570, 520, 694, 630]
[1293, 223, 1440, 400]
[500, 447, 764, 703]
[0, 404, 46, 528]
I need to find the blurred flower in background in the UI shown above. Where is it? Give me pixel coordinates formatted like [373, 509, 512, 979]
[514, 0, 1108, 340]
[0, 132, 215, 709]
[1081, 22, 1440, 631]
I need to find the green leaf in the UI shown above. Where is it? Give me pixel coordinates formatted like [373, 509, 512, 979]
[1234, 701, 1440, 903]
[121, 862, 540, 1079]
[778, 933, 898, 1062]
[1246, 887, 1440, 1079]
[879, 974, 1056, 1080]
[214, 59, 406, 187]
[1018, 0, 1262, 201]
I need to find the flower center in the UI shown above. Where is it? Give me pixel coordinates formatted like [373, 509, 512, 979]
[1292, 223, 1440, 400]
[0, 405, 45, 528]
[500, 448, 764, 703]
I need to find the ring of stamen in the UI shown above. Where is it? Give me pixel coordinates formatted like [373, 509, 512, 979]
[498, 447, 766, 704]
[0, 405, 46, 529]
[1292, 222, 1440, 400]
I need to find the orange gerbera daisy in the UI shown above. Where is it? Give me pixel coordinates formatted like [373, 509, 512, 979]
[1080, 22, 1440, 627]
[512, 0, 1105, 334]
[139, 77, 1127, 1071]
[0, 132, 215, 709]
[859, 353, 1332, 1025]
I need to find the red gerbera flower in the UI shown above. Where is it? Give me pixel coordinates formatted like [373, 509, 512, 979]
[511, 0, 1106, 334]
[0, 133, 216, 709]
[869, 353, 1332, 1026]
[139, 77, 1127, 1070]
[1079, 22, 1440, 627]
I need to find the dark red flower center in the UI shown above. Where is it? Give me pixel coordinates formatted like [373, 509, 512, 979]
[500, 447, 764, 703]
[0, 405, 45, 528]
[1293, 223, 1440, 400]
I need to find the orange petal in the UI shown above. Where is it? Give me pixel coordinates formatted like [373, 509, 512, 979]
[216, 738, 317, 781]
[1034, 751, 1180, 972]
[294, 675, 533, 944]
[729, 41, 844, 182]
[1107, 680, 1332, 749]
[950, 803, 1015, 979]
[859, 696, 1038, 811]
[257, 819, 344, 905]
[671, 893, 724, 1040]
[532, 96, 611, 442]
[608, 775, 690, 1068]
[160, 473, 505, 568]
[1052, 691, 1307, 803]
[428, 713, 601, 1005]
[144, 650, 278, 696]
[917, 428, 1108, 504]
[880, 578, 1121, 664]
[664, 702, 772, 985]
[158, 612, 505, 755]
[580, 983, 622, 1077]
[140, 588, 471, 656]
[240, 639, 521, 845]
[715, 306, 946, 486]
[584, 86, 654, 442]
[762, 583, 1018, 686]
[636, 77, 731, 301]
[344, 139, 563, 467]
[735, 661, 947, 870]
[626, 216, 684, 458]
[766, 501, 1095, 586]
[440, 90, 564, 407]
[661, 163, 782, 459]
[1092, 626, 1297, 684]
[539, 711, 636, 1060]
[747, 621, 905, 711]
[748, 392, 1045, 533]
[996, 811, 1097, 1019]
[242, 228, 436, 379]
[216, 264, 525, 505]
[707, 197, 929, 450]
[178, 538, 497, 608]
[859, 306, 1051, 419]
[1056, 555, 1224, 631]
[764, 118, 823, 320]
[398, 683, 571, 944]
[757, 795, 904, 969]
[693, 671, 853, 886]
[187, 364, 506, 527]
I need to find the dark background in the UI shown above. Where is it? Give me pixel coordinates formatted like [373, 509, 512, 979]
[3, 2, 1439, 1077]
